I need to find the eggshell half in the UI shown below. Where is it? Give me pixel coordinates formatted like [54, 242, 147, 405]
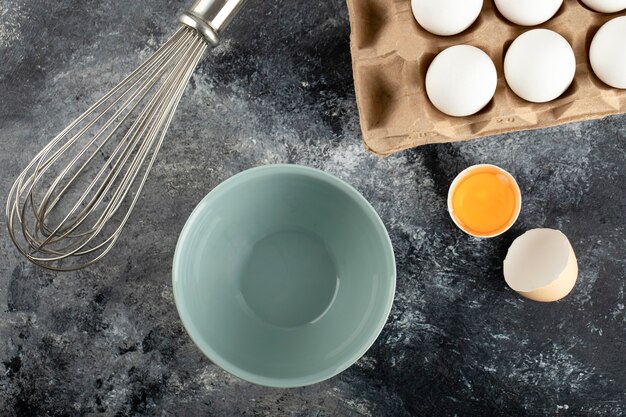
[504, 228, 578, 302]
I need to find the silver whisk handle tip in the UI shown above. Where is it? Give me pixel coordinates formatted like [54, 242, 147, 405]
[180, 0, 246, 46]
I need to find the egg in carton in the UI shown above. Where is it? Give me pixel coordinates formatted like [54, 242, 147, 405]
[346, 0, 626, 156]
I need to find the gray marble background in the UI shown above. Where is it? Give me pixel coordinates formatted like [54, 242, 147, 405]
[0, 0, 625, 415]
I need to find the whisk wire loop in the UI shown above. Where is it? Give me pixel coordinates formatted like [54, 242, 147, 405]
[6, 27, 209, 271]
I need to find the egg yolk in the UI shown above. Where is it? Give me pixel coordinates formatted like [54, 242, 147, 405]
[451, 166, 520, 236]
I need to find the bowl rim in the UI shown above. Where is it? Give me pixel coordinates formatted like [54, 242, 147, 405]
[172, 164, 396, 388]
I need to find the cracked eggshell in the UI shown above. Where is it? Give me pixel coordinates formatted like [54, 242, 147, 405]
[504, 229, 578, 302]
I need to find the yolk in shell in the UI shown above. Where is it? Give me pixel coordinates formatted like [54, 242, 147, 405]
[450, 165, 520, 236]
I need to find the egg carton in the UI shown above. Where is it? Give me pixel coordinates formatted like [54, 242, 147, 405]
[346, 0, 626, 156]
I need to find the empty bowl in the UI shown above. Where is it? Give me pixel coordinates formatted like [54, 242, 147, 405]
[172, 164, 395, 387]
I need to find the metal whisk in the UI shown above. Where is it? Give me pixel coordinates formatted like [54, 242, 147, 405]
[5, 0, 246, 271]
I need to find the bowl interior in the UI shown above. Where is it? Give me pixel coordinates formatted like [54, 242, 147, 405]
[173, 165, 395, 387]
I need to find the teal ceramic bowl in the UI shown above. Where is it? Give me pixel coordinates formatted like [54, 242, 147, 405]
[172, 165, 395, 387]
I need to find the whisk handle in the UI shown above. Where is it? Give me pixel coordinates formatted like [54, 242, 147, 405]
[180, 0, 246, 47]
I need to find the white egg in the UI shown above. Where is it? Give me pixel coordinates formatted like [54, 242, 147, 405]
[504, 229, 578, 302]
[411, 0, 483, 36]
[494, 0, 563, 26]
[504, 29, 576, 103]
[580, 0, 626, 13]
[590, 16, 626, 89]
[425, 45, 497, 117]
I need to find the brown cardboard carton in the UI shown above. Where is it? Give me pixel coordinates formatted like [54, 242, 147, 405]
[346, 0, 626, 155]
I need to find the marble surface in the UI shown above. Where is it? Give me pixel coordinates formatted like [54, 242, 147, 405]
[0, 0, 625, 415]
